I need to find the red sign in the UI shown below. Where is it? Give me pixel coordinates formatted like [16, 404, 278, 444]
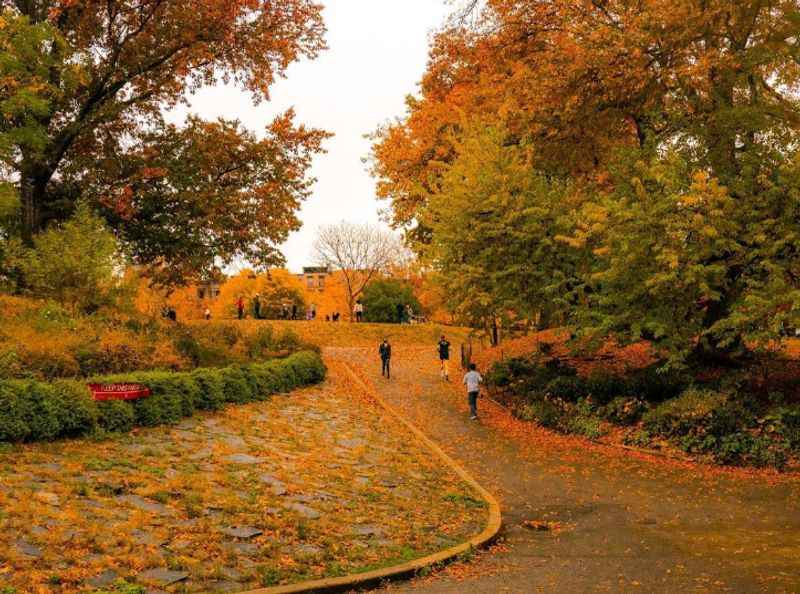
[88, 383, 151, 402]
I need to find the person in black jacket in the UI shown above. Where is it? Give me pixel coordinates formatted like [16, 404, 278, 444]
[438, 335, 451, 381]
[379, 339, 392, 379]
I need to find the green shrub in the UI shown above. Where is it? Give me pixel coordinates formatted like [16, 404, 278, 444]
[760, 407, 800, 448]
[643, 389, 748, 439]
[250, 363, 281, 395]
[487, 356, 577, 396]
[190, 368, 225, 411]
[623, 429, 653, 448]
[601, 396, 647, 425]
[15, 381, 64, 441]
[584, 372, 630, 406]
[19, 348, 80, 381]
[692, 432, 790, 469]
[627, 364, 690, 403]
[131, 372, 186, 427]
[565, 415, 606, 440]
[177, 374, 202, 416]
[238, 365, 264, 401]
[0, 351, 325, 443]
[517, 400, 561, 428]
[220, 367, 253, 404]
[52, 380, 98, 436]
[281, 351, 326, 387]
[98, 400, 135, 433]
[485, 359, 513, 388]
[546, 375, 588, 401]
[0, 381, 30, 441]
[0, 349, 23, 380]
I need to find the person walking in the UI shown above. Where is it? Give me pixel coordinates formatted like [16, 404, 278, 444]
[253, 294, 261, 320]
[291, 303, 298, 320]
[237, 296, 245, 320]
[379, 338, 392, 379]
[438, 335, 451, 381]
[463, 363, 483, 420]
[204, 307, 212, 321]
[396, 302, 405, 324]
[354, 301, 364, 322]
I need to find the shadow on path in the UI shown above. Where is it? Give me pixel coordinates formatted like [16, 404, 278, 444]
[328, 346, 800, 594]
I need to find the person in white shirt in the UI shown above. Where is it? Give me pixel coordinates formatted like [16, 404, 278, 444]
[462, 363, 483, 420]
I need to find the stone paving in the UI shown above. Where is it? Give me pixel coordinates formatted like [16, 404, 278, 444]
[0, 360, 487, 593]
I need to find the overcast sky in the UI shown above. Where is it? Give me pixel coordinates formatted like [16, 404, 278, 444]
[169, 1, 450, 273]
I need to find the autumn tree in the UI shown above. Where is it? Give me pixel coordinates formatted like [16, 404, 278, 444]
[373, 0, 800, 365]
[0, 0, 327, 283]
[209, 269, 306, 321]
[88, 114, 327, 286]
[313, 222, 403, 321]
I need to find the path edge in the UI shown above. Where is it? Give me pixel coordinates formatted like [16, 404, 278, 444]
[240, 361, 502, 594]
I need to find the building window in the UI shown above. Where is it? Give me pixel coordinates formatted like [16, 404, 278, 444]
[307, 276, 315, 289]
[318, 275, 325, 289]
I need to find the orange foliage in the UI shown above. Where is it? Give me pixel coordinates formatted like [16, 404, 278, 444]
[212, 269, 307, 320]
[472, 329, 658, 377]
[0, 295, 189, 380]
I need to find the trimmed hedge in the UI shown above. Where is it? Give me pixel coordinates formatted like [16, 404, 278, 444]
[0, 351, 326, 443]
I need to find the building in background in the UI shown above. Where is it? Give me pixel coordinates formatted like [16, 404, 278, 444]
[296, 266, 331, 292]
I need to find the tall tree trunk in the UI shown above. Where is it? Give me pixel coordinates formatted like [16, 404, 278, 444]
[20, 174, 42, 246]
[689, 292, 748, 368]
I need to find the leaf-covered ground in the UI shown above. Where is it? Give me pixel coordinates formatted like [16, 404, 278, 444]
[0, 359, 487, 593]
[334, 346, 800, 594]
[211, 321, 474, 349]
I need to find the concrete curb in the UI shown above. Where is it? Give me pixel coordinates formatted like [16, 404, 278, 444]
[239, 362, 502, 594]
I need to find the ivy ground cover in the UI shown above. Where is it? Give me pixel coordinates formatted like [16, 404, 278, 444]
[0, 359, 487, 593]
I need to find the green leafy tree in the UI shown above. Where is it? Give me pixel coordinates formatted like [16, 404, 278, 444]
[20, 202, 122, 313]
[571, 150, 800, 366]
[0, 12, 64, 240]
[361, 279, 421, 324]
[421, 124, 586, 330]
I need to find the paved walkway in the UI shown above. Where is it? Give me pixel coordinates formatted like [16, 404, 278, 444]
[332, 347, 800, 594]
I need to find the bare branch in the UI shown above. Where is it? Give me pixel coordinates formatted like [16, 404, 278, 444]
[313, 222, 404, 321]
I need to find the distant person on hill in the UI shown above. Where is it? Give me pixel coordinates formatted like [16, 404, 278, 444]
[379, 338, 392, 379]
[204, 307, 212, 321]
[354, 301, 364, 322]
[253, 294, 261, 320]
[396, 302, 405, 324]
[438, 335, 451, 381]
[463, 363, 483, 421]
[237, 296, 245, 320]
[291, 303, 298, 320]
